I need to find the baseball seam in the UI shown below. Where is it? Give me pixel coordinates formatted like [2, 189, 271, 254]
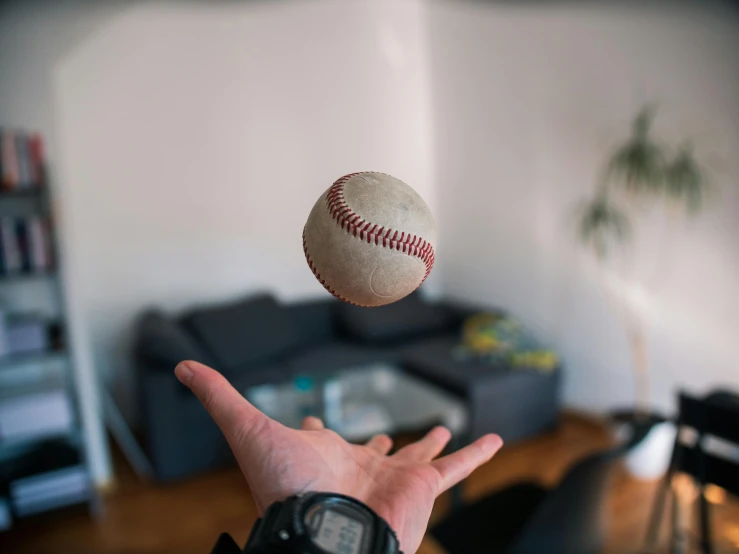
[303, 231, 361, 306]
[326, 172, 435, 277]
[303, 172, 435, 305]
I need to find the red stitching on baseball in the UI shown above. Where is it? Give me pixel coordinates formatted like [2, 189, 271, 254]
[323, 172, 435, 280]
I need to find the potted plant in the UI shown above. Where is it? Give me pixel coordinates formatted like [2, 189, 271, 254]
[577, 106, 710, 479]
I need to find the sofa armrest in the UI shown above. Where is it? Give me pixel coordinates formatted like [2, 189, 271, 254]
[467, 367, 561, 442]
[137, 364, 234, 481]
[134, 309, 216, 369]
[137, 367, 186, 460]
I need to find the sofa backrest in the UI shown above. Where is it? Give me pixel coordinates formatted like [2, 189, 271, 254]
[134, 290, 461, 374]
[335, 291, 451, 345]
[181, 294, 304, 371]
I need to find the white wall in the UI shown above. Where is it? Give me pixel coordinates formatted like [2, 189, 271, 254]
[54, 0, 435, 411]
[429, 1, 739, 413]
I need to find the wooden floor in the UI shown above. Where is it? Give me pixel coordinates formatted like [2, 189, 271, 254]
[2, 414, 738, 554]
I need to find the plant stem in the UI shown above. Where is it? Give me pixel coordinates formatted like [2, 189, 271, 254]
[627, 322, 651, 421]
[593, 257, 652, 420]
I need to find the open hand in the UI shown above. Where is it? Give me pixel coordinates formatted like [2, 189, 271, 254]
[175, 360, 503, 554]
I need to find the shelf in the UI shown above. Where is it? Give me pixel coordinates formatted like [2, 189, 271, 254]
[7, 462, 94, 521]
[0, 187, 45, 199]
[0, 427, 80, 455]
[0, 349, 67, 372]
[0, 270, 56, 284]
[14, 486, 92, 519]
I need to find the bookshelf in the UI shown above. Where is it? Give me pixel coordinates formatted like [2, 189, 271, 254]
[0, 128, 97, 530]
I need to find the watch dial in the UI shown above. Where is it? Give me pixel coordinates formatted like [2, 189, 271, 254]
[309, 508, 365, 554]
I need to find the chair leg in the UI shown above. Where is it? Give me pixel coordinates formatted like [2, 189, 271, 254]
[669, 485, 689, 554]
[643, 468, 673, 552]
[698, 485, 713, 554]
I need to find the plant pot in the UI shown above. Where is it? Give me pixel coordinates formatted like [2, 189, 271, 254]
[611, 410, 675, 480]
[624, 421, 676, 479]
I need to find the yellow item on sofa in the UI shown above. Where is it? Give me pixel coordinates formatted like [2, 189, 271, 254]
[455, 312, 558, 372]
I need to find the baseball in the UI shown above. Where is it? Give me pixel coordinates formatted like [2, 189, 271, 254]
[302, 172, 436, 307]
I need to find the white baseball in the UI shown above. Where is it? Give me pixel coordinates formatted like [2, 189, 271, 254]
[302, 172, 436, 307]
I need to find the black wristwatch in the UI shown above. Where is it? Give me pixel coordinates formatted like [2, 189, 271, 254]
[210, 492, 402, 554]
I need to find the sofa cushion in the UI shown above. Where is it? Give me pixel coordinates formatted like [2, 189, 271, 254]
[135, 310, 215, 368]
[336, 291, 449, 344]
[402, 334, 561, 443]
[400, 335, 511, 394]
[183, 294, 303, 370]
[287, 342, 398, 376]
[401, 334, 560, 392]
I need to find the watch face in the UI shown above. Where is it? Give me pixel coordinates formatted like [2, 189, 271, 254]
[313, 508, 363, 554]
[304, 500, 372, 554]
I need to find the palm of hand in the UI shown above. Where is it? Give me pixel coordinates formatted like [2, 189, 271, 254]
[176, 361, 502, 554]
[240, 418, 446, 553]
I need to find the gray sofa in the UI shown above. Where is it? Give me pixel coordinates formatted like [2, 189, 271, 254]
[134, 291, 560, 481]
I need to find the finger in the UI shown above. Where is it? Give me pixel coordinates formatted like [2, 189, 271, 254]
[365, 434, 393, 455]
[431, 434, 503, 493]
[301, 416, 325, 431]
[175, 360, 267, 443]
[393, 426, 451, 462]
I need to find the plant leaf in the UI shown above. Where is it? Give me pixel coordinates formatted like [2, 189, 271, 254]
[665, 143, 709, 215]
[607, 105, 667, 196]
[578, 194, 631, 260]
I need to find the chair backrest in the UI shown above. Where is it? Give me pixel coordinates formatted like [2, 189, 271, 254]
[506, 425, 650, 554]
[675, 390, 739, 496]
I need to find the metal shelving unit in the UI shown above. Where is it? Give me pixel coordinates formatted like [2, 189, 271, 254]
[0, 180, 98, 529]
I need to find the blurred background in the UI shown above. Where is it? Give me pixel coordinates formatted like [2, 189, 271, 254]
[0, 0, 738, 553]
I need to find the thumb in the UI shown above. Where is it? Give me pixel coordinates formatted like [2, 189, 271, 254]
[175, 360, 267, 444]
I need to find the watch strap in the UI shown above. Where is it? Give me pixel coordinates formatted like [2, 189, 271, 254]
[215, 494, 402, 554]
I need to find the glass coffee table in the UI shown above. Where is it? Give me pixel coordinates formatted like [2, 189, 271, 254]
[244, 363, 468, 443]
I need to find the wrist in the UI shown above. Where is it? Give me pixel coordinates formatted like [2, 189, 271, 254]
[242, 492, 402, 554]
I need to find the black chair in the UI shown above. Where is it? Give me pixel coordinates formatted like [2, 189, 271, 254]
[644, 389, 739, 554]
[431, 424, 650, 554]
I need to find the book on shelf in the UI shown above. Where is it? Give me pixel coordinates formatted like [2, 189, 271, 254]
[0, 347, 66, 391]
[28, 216, 48, 270]
[12, 465, 89, 516]
[12, 462, 88, 497]
[15, 134, 30, 189]
[0, 128, 45, 191]
[0, 312, 53, 358]
[0, 215, 53, 276]
[0, 440, 88, 517]
[0, 388, 73, 442]
[1, 130, 19, 188]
